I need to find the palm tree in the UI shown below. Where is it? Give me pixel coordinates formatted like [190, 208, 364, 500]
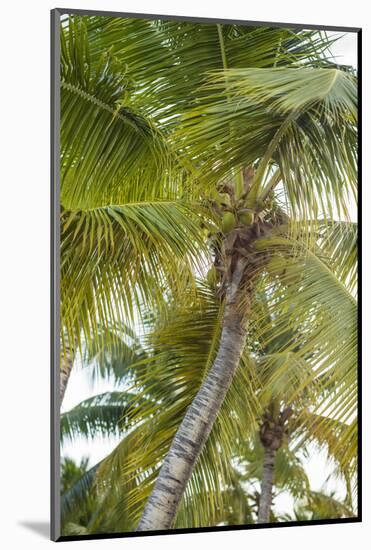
[60, 242, 357, 533]
[59, 14, 358, 530]
[283, 489, 355, 521]
[251, 242, 357, 524]
[60, 456, 95, 535]
[60, 301, 356, 532]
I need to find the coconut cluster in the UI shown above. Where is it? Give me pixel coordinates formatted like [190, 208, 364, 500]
[207, 219, 274, 303]
[205, 173, 274, 299]
[259, 405, 293, 451]
[205, 168, 301, 303]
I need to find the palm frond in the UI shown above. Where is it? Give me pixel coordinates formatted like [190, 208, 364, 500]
[298, 489, 354, 519]
[61, 391, 147, 441]
[77, 16, 340, 127]
[61, 16, 170, 210]
[177, 67, 357, 221]
[317, 221, 357, 293]
[61, 462, 99, 525]
[294, 412, 357, 478]
[81, 322, 147, 382]
[61, 200, 209, 359]
[251, 236, 357, 467]
[240, 436, 310, 499]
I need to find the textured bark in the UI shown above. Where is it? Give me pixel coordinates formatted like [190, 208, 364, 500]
[137, 261, 249, 531]
[60, 339, 75, 405]
[257, 446, 276, 524]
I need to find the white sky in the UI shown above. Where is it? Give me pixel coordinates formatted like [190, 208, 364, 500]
[327, 31, 358, 68]
[61, 31, 357, 519]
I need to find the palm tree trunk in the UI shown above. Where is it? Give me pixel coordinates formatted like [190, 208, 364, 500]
[137, 260, 249, 531]
[60, 339, 75, 405]
[257, 446, 276, 524]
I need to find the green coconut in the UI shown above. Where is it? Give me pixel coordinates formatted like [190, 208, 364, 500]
[221, 211, 236, 234]
[239, 211, 254, 226]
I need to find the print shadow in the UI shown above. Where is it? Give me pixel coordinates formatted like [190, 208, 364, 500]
[18, 521, 49, 539]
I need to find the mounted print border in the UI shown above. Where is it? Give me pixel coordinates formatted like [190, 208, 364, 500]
[51, 7, 362, 542]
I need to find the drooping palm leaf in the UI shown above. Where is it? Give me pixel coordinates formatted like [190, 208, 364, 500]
[60, 16, 170, 209]
[61, 200, 209, 355]
[251, 235, 357, 474]
[61, 391, 149, 441]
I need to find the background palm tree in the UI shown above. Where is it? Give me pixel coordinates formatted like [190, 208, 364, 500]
[59, 14, 358, 532]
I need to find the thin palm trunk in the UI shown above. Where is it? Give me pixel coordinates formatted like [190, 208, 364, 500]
[137, 260, 249, 531]
[257, 446, 276, 523]
[60, 339, 75, 405]
[257, 405, 292, 523]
